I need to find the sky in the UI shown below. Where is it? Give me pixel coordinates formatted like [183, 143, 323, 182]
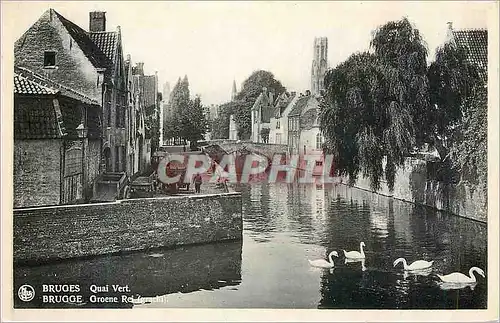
[2, 1, 493, 105]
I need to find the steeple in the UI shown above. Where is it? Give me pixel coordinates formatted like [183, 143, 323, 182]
[311, 37, 328, 96]
[231, 79, 237, 100]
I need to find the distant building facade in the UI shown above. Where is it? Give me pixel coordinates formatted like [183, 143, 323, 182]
[251, 88, 275, 143]
[269, 91, 297, 145]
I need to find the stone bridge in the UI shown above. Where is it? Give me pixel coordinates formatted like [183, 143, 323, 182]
[206, 140, 288, 161]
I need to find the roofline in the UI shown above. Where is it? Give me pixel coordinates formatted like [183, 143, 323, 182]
[15, 66, 100, 105]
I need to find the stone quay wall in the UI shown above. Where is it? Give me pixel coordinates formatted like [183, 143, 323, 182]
[13, 192, 243, 264]
[339, 158, 487, 223]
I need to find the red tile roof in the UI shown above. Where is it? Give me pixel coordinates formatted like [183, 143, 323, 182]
[452, 29, 488, 82]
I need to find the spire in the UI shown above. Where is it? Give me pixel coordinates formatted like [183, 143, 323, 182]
[231, 79, 237, 100]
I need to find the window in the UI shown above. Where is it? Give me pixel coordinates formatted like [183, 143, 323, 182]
[276, 120, 280, 129]
[316, 133, 323, 149]
[44, 51, 56, 67]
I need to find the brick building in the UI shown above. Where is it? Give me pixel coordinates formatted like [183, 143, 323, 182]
[14, 9, 128, 175]
[14, 67, 101, 207]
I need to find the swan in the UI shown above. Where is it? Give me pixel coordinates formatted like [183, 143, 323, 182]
[308, 251, 339, 268]
[393, 258, 434, 271]
[343, 242, 365, 259]
[436, 267, 485, 284]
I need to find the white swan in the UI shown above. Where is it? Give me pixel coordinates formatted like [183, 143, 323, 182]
[393, 258, 434, 271]
[308, 251, 339, 268]
[343, 242, 365, 259]
[437, 267, 485, 284]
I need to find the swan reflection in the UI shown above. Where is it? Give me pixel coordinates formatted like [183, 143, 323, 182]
[344, 258, 367, 271]
[402, 267, 433, 280]
[438, 282, 477, 291]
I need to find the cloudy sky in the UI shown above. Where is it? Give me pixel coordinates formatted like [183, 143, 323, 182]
[3, 1, 493, 105]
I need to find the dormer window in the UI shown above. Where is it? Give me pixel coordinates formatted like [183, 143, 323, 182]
[44, 51, 56, 68]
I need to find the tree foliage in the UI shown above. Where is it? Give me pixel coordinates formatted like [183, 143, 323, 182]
[163, 75, 208, 145]
[321, 17, 487, 193]
[210, 101, 236, 139]
[321, 18, 427, 191]
[232, 70, 285, 139]
[449, 84, 487, 191]
[426, 42, 483, 159]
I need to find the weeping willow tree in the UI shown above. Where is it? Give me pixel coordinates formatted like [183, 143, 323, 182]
[320, 17, 429, 191]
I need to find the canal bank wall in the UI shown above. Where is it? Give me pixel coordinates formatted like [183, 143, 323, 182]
[339, 158, 487, 223]
[13, 192, 243, 264]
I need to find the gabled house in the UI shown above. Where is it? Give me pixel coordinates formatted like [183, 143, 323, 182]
[131, 63, 158, 170]
[269, 91, 297, 145]
[287, 92, 323, 155]
[251, 87, 275, 143]
[15, 9, 128, 175]
[14, 67, 101, 207]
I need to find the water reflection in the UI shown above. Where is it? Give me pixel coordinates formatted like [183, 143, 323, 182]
[344, 258, 367, 271]
[14, 182, 487, 309]
[402, 267, 433, 280]
[14, 241, 242, 308]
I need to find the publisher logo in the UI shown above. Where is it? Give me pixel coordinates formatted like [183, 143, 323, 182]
[18, 285, 35, 302]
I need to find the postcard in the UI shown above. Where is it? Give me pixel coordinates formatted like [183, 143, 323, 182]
[1, 1, 498, 322]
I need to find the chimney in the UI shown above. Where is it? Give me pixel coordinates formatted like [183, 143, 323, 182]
[89, 11, 106, 32]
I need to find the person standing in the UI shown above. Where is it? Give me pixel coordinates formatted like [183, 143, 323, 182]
[193, 173, 203, 193]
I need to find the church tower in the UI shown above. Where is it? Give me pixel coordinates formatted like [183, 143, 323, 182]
[311, 37, 328, 95]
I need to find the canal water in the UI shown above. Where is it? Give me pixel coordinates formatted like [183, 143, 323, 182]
[14, 183, 487, 309]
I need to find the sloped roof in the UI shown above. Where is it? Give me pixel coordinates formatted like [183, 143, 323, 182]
[273, 92, 296, 118]
[14, 96, 64, 140]
[288, 96, 310, 117]
[452, 29, 488, 81]
[15, 66, 99, 105]
[14, 72, 64, 139]
[53, 9, 118, 75]
[14, 73, 58, 95]
[89, 31, 118, 72]
[53, 10, 107, 69]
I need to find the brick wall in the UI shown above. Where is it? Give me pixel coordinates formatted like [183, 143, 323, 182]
[15, 10, 101, 102]
[14, 140, 62, 208]
[339, 157, 487, 222]
[13, 193, 243, 263]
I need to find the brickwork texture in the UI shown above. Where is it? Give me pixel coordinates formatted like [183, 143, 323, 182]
[14, 193, 243, 263]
